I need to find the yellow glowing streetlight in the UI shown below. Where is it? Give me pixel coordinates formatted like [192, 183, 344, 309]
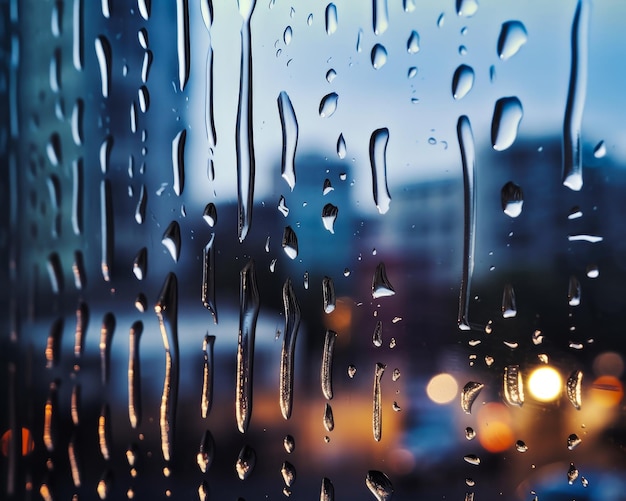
[528, 366, 563, 402]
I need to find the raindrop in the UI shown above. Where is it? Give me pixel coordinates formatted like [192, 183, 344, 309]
[135, 293, 147, 312]
[500, 181, 525, 218]
[586, 264, 599, 278]
[307, 13, 313, 26]
[319, 92, 339, 118]
[138, 28, 149, 49]
[321, 329, 337, 400]
[100, 180, 113, 281]
[323, 178, 334, 195]
[71, 99, 84, 146]
[321, 477, 335, 501]
[236, 445, 256, 480]
[391, 368, 401, 381]
[303, 271, 309, 289]
[284, 434, 295, 453]
[94, 35, 111, 98]
[325, 3, 338, 35]
[372, 262, 395, 298]
[162, 221, 181, 262]
[465, 427, 476, 440]
[461, 382, 484, 414]
[464, 454, 481, 466]
[135, 185, 146, 224]
[73, 0, 84, 70]
[593, 140, 606, 158]
[337, 133, 346, 159]
[568, 276, 581, 306]
[502, 283, 517, 318]
[567, 462, 579, 484]
[369, 128, 391, 214]
[516, 440, 528, 452]
[138, 0, 151, 19]
[497, 20, 528, 60]
[407, 30, 420, 53]
[201, 334, 216, 418]
[581, 476, 589, 487]
[408, 66, 417, 78]
[98, 404, 112, 460]
[133, 247, 147, 280]
[283, 26, 293, 45]
[176, 0, 190, 90]
[326, 68, 337, 83]
[47, 252, 64, 294]
[99, 136, 113, 174]
[45, 318, 63, 369]
[202, 234, 218, 323]
[203, 203, 217, 227]
[278, 91, 299, 190]
[130, 101, 137, 133]
[49, 49, 61, 93]
[99, 312, 115, 385]
[503, 365, 524, 406]
[127, 321, 143, 429]
[323, 403, 335, 431]
[282, 226, 299, 259]
[155, 273, 180, 462]
[372, 362, 386, 441]
[236, 261, 260, 433]
[101, 0, 111, 17]
[280, 278, 302, 420]
[322, 204, 339, 234]
[563, 0, 590, 191]
[356, 28, 363, 52]
[452, 64, 474, 100]
[322, 276, 336, 313]
[372, 321, 383, 347]
[566, 370, 582, 410]
[197, 430, 215, 473]
[372, 0, 388, 35]
[281, 460, 296, 487]
[141, 50, 153, 83]
[172, 129, 186, 196]
[491, 96, 523, 151]
[437, 12, 445, 27]
[46, 133, 62, 167]
[348, 365, 357, 378]
[456, 0, 478, 17]
[68, 434, 81, 487]
[138, 85, 150, 113]
[366, 470, 393, 500]
[567, 433, 582, 450]
[371, 44, 388, 69]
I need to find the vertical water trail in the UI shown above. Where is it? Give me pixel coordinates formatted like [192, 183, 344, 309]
[100, 180, 113, 282]
[321, 330, 337, 400]
[98, 403, 112, 460]
[94, 36, 111, 98]
[201, 334, 215, 418]
[43, 381, 58, 452]
[73, 0, 83, 70]
[236, 0, 257, 241]
[372, 0, 389, 35]
[201, 1, 216, 177]
[45, 318, 63, 369]
[155, 273, 179, 461]
[201, 233, 218, 323]
[99, 313, 115, 385]
[563, 0, 590, 191]
[457, 116, 476, 331]
[128, 321, 143, 429]
[236, 260, 260, 433]
[172, 129, 186, 196]
[372, 362, 386, 441]
[68, 434, 81, 487]
[278, 91, 299, 190]
[73, 301, 89, 358]
[71, 158, 83, 235]
[369, 128, 391, 214]
[280, 278, 301, 420]
[176, 0, 190, 91]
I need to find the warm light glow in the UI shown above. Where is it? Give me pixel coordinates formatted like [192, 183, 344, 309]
[590, 375, 624, 408]
[528, 366, 563, 402]
[1, 428, 35, 456]
[476, 403, 514, 453]
[426, 373, 458, 404]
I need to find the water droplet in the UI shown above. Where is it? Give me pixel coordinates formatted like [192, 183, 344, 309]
[563, 0, 590, 191]
[94, 36, 112, 98]
[465, 427, 476, 440]
[320, 277, 336, 314]
[201, 234, 218, 323]
[566, 370, 583, 410]
[71, 99, 84, 146]
[236, 445, 256, 480]
[503, 365, 524, 406]
[201, 334, 216, 418]
[567, 462, 579, 484]
[372, 0, 389, 35]
[280, 278, 302, 420]
[320, 329, 337, 401]
[282, 226, 299, 259]
[408, 66, 417, 79]
[135, 185, 147, 224]
[97, 403, 112, 460]
[491, 96, 523, 151]
[497, 20, 528, 60]
[283, 26, 293, 45]
[321, 477, 335, 500]
[452, 64, 474, 100]
[307, 13, 313, 26]
[236, 261, 260, 433]
[303, 271, 309, 289]
[323, 402, 335, 432]
[336, 133, 347, 159]
[465, 478, 475, 487]
[196, 430, 215, 473]
[461, 382, 484, 414]
[515, 440, 528, 452]
[372, 362, 386, 441]
[138, 0, 151, 19]
[281, 460, 296, 487]
[175, 0, 190, 90]
[463, 454, 481, 466]
[586, 264, 599, 278]
[372, 321, 383, 347]
[200, 0, 213, 29]
[97, 470, 112, 499]
[68, 433, 81, 487]
[325, 3, 338, 35]
[366, 470, 393, 500]
[456, 0, 478, 17]
[135, 293, 147, 313]
[370, 44, 388, 69]
[321, 203, 339, 234]
[202, 203, 217, 227]
[44, 318, 63, 369]
[322, 179, 334, 196]
[130, 101, 138, 133]
[319, 92, 338, 118]
[138, 85, 150, 113]
[568, 234, 603, 243]
[171, 129, 186, 196]
[568, 276, 581, 306]
[99, 136, 113, 174]
[407, 30, 420, 53]
[502, 283, 517, 318]
[141, 49, 153, 83]
[372, 262, 395, 298]
[567, 433, 582, 450]
[133, 247, 147, 280]
[98, 313, 116, 386]
[391, 368, 401, 382]
[137, 28, 149, 50]
[73, 0, 84, 70]
[593, 140, 606, 158]
[369, 128, 391, 214]
[437, 12, 445, 27]
[100, 181, 113, 281]
[500, 181, 524, 217]
[326, 68, 337, 83]
[282, 435, 295, 454]
[162, 221, 181, 262]
[581, 476, 589, 487]
[348, 365, 357, 378]
[49, 49, 61, 93]
[278, 91, 299, 190]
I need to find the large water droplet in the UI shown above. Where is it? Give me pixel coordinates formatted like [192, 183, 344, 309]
[280, 278, 301, 420]
[322, 203, 338, 234]
[372, 262, 395, 298]
[370, 44, 388, 69]
[319, 92, 338, 118]
[278, 91, 299, 190]
[281, 460, 296, 487]
[369, 128, 391, 214]
[323, 402, 335, 432]
[283, 26, 293, 45]
[497, 20, 528, 60]
[138, 0, 151, 20]
[566, 370, 583, 410]
[366, 470, 393, 500]
[133, 247, 147, 280]
[503, 365, 524, 406]
[407, 30, 420, 53]
[502, 283, 517, 318]
[372, 0, 389, 35]
[203, 203, 217, 227]
[452, 64, 474, 100]
[501, 181, 524, 217]
[176, 0, 190, 90]
[161, 221, 181, 262]
[283, 434, 295, 453]
[236, 445, 256, 480]
[456, 0, 478, 17]
[461, 381, 484, 414]
[325, 3, 338, 35]
[94, 36, 111, 98]
[282, 226, 299, 259]
[491, 96, 523, 151]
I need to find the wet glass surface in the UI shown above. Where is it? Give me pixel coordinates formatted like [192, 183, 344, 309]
[2, 1, 626, 499]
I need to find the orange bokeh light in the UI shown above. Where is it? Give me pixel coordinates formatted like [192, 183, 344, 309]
[589, 375, 624, 408]
[1, 428, 35, 457]
[476, 403, 515, 453]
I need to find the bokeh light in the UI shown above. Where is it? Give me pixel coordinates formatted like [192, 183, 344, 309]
[1, 428, 35, 457]
[593, 351, 624, 378]
[590, 375, 624, 408]
[476, 403, 514, 453]
[527, 366, 563, 402]
[426, 373, 458, 404]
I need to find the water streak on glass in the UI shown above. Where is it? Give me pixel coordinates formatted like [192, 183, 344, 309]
[278, 91, 299, 190]
[141, 50, 153, 84]
[568, 275, 581, 306]
[321, 477, 335, 500]
[161, 221, 181, 262]
[236, 260, 260, 433]
[503, 365, 524, 406]
[72, 250, 87, 289]
[47, 133, 61, 167]
[100, 180, 113, 281]
[45, 318, 62, 369]
[94, 35, 111, 98]
[372, 262, 395, 298]
[366, 469, 394, 500]
[491, 96, 523, 151]
[372, 320, 383, 347]
[201, 233, 218, 322]
[71, 99, 84, 146]
[282, 225, 299, 259]
[138, 0, 151, 20]
[457, 116, 476, 330]
[130, 101, 137, 133]
[321, 329, 337, 400]
[202, 1, 216, 178]
[68, 434, 81, 487]
[99, 136, 112, 174]
[99, 312, 115, 385]
[567, 369, 583, 409]
[172, 129, 186, 196]
[47, 252, 63, 294]
[128, 321, 143, 429]
[452, 64, 474, 100]
[73, 301, 89, 357]
[461, 381, 484, 414]
[325, 3, 338, 35]
[280, 278, 301, 420]
[135, 184, 146, 224]
[176, 0, 190, 91]
[197, 430, 215, 473]
[235, 444, 256, 480]
[502, 283, 517, 318]
[372, 362, 386, 441]
[372, 0, 389, 35]
[497, 20, 527, 60]
[563, 0, 590, 191]
[201, 334, 215, 418]
[369, 128, 391, 214]
[98, 403, 112, 460]
[281, 460, 296, 487]
[72, 0, 83, 70]
[49, 48, 61, 93]
[155, 273, 180, 461]
[71, 384, 81, 425]
[323, 402, 335, 431]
